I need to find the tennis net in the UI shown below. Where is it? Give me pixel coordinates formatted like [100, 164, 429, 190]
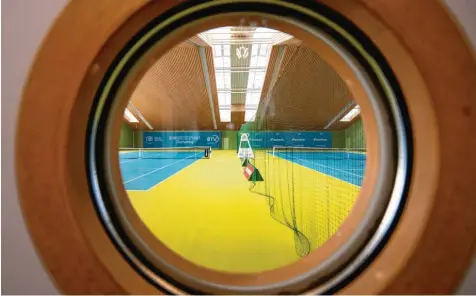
[119, 147, 211, 160]
[272, 146, 366, 161]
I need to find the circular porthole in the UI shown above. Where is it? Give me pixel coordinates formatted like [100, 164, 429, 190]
[17, 0, 476, 294]
[88, 2, 408, 293]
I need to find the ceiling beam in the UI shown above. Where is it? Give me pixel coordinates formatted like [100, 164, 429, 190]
[198, 47, 218, 129]
[257, 45, 286, 128]
[128, 102, 153, 130]
[186, 36, 210, 47]
[231, 105, 245, 112]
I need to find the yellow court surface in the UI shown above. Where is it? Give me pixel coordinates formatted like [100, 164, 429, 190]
[126, 150, 360, 273]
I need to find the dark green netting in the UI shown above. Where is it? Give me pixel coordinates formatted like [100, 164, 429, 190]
[238, 45, 365, 257]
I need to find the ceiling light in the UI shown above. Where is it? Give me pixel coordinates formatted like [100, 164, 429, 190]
[340, 105, 360, 122]
[124, 108, 139, 123]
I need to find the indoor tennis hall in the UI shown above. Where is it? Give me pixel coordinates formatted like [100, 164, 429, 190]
[13, 1, 476, 294]
[118, 27, 365, 273]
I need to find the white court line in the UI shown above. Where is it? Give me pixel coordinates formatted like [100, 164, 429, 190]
[120, 159, 136, 164]
[299, 157, 364, 178]
[144, 162, 196, 192]
[273, 155, 362, 187]
[123, 157, 193, 184]
[141, 151, 213, 191]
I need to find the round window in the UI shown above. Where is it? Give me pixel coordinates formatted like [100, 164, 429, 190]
[16, 0, 476, 294]
[87, 1, 409, 293]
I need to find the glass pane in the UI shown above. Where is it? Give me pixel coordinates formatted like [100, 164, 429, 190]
[215, 57, 224, 67]
[251, 44, 258, 56]
[223, 44, 230, 56]
[215, 72, 224, 88]
[224, 72, 231, 88]
[247, 71, 256, 88]
[259, 44, 267, 56]
[223, 57, 231, 68]
[219, 109, 231, 122]
[245, 109, 257, 121]
[213, 45, 222, 57]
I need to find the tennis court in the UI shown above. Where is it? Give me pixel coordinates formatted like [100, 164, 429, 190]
[120, 145, 364, 272]
[120, 148, 365, 191]
[120, 148, 208, 190]
[272, 148, 365, 186]
[119, 26, 367, 273]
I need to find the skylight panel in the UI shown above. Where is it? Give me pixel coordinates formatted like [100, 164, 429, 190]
[124, 108, 139, 123]
[340, 105, 361, 122]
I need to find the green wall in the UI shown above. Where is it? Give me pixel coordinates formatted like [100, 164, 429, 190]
[222, 130, 238, 150]
[134, 130, 143, 148]
[344, 119, 365, 148]
[119, 124, 144, 148]
[332, 130, 345, 148]
[120, 124, 133, 148]
[331, 118, 365, 149]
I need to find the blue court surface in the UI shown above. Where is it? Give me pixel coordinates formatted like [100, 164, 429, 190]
[273, 151, 365, 186]
[120, 150, 365, 191]
[120, 158, 201, 190]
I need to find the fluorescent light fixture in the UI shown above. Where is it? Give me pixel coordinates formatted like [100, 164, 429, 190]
[124, 108, 139, 123]
[212, 43, 232, 124]
[201, 26, 293, 124]
[219, 109, 231, 122]
[340, 105, 360, 122]
[244, 43, 272, 121]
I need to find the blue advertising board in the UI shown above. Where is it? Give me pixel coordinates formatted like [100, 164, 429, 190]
[238, 131, 332, 148]
[143, 131, 222, 149]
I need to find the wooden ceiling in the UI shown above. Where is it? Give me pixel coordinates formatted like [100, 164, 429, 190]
[126, 38, 356, 131]
[127, 42, 220, 130]
[257, 44, 353, 130]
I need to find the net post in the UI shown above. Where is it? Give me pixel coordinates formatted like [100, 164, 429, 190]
[204, 147, 211, 159]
